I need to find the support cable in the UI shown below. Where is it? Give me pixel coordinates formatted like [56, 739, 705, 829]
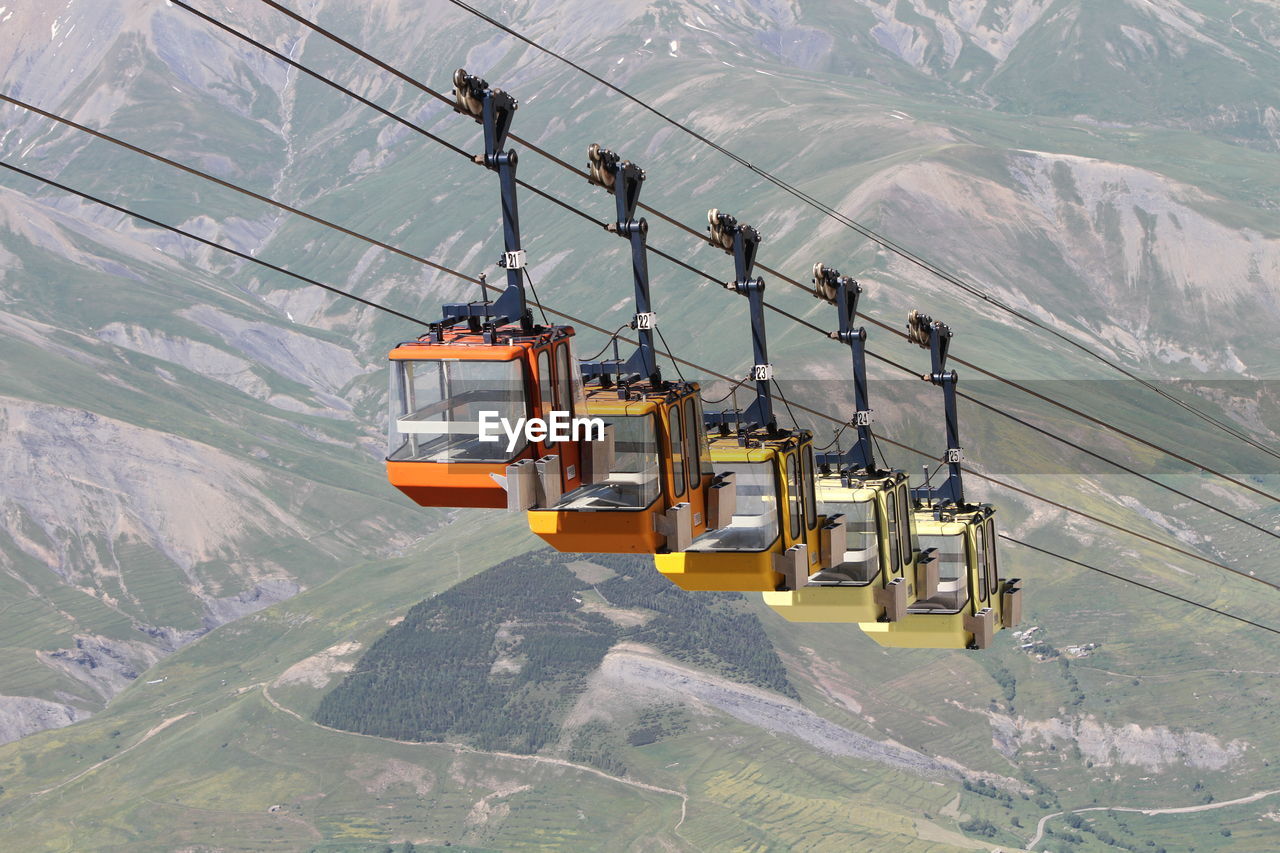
[700, 377, 750, 406]
[1001, 535, 1280, 638]
[580, 325, 629, 361]
[5, 144, 1274, 584]
[435, 0, 1280, 465]
[173, 0, 1280, 505]
[0, 161, 428, 326]
[771, 378, 803, 434]
[521, 268, 551, 327]
[4, 96, 1273, 550]
[655, 325, 688, 384]
[11, 151, 1277, 636]
[4, 158, 1273, 596]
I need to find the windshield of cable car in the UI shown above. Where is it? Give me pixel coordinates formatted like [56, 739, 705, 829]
[809, 498, 880, 585]
[688, 459, 779, 552]
[554, 412, 660, 510]
[912, 532, 967, 613]
[388, 358, 527, 463]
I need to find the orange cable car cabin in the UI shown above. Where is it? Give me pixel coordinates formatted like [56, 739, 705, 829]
[387, 326, 585, 509]
[526, 145, 722, 553]
[386, 69, 584, 510]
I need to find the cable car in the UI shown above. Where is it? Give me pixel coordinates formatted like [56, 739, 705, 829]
[858, 311, 1023, 649]
[763, 265, 933, 624]
[654, 212, 835, 590]
[386, 69, 584, 509]
[526, 146, 724, 552]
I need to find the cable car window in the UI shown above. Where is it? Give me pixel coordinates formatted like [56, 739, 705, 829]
[537, 350, 553, 419]
[976, 519, 998, 602]
[692, 396, 713, 476]
[564, 338, 587, 414]
[912, 532, 967, 613]
[784, 453, 802, 540]
[687, 459, 779, 552]
[387, 358, 526, 463]
[682, 397, 699, 490]
[553, 412, 660, 510]
[975, 522, 988, 601]
[556, 343, 575, 418]
[388, 362, 407, 455]
[810, 498, 878, 585]
[670, 404, 686, 498]
[896, 484, 913, 568]
[885, 489, 902, 574]
[802, 446, 818, 530]
[985, 520, 999, 600]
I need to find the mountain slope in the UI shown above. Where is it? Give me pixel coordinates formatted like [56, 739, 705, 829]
[0, 0, 1278, 848]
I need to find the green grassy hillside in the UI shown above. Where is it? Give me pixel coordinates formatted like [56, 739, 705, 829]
[0, 521, 991, 851]
[3, 512, 1275, 850]
[0, 0, 1278, 849]
[315, 550, 795, 756]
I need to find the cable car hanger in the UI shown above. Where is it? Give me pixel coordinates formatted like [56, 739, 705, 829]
[384, 69, 585, 510]
[764, 263, 926, 626]
[859, 310, 1024, 649]
[812, 263, 879, 479]
[578, 144, 661, 388]
[704, 210, 777, 437]
[526, 144, 724, 554]
[907, 310, 965, 507]
[435, 68, 533, 337]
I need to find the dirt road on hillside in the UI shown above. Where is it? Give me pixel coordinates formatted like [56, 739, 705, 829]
[1025, 789, 1280, 850]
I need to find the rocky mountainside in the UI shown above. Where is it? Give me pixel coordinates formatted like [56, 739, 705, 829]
[0, 0, 1278, 848]
[816, 1, 1280, 147]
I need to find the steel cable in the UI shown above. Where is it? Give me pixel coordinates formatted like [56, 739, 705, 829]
[7, 157, 1276, 636]
[6, 91, 1275, 570]
[436, 0, 1280, 465]
[6, 86, 1275, 551]
[210, 0, 1280, 505]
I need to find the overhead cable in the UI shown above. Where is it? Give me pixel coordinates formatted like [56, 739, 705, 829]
[3, 157, 1273, 595]
[436, 0, 1280, 465]
[1001, 535, 1280, 638]
[12, 85, 1268, 544]
[7, 156, 1274, 638]
[213, 0, 1280, 505]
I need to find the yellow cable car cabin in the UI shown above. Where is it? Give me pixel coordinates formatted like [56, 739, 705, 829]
[385, 68, 586, 510]
[860, 503, 1020, 649]
[528, 381, 717, 552]
[656, 426, 823, 590]
[858, 310, 1022, 649]
[765, 470, 927, 622]
[763, 266, 927, 625]
[654, 211, 831, 590]
[526, 145, 718, 553]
